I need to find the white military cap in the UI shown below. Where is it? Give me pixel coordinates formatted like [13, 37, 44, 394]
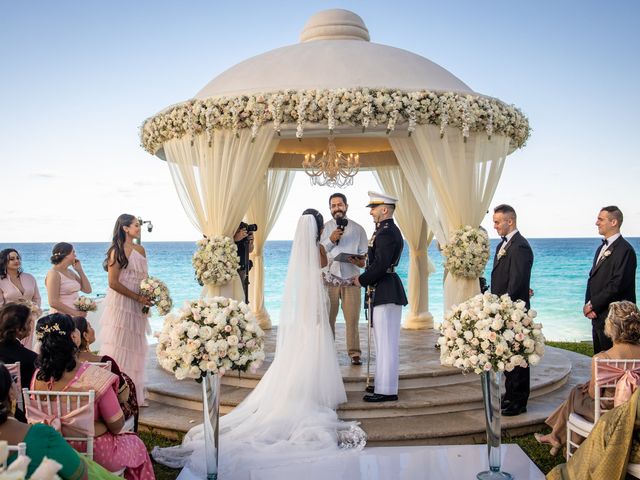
[366, 191, 398, 208]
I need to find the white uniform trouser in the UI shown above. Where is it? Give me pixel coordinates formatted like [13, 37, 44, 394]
[373, 303, 402, 395]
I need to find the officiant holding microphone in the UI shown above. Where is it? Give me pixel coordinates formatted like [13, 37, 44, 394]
[354, 191, 408, 403]
[321, 193, 368, 365]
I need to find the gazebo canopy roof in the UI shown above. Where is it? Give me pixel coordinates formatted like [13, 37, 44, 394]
[196, 9, 473, 99]
[140, 9, 530, 157]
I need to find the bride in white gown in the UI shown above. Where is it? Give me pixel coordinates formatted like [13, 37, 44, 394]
[153, 210, 366, 479]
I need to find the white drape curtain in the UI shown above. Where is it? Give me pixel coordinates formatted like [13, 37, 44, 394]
[245, 169, 296, 329]
[390, 124, 510, 311]
[374, 166, 435, 329]
[163, 127, 279, 300]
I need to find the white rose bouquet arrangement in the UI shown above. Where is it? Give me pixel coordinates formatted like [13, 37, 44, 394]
[139, 276, 173, 315]
[74, 295, 97, 312]
[438, 291, 545, 374]
[156, 297, 265, 380]
[192, 236, 240, 287]
[442, 226, 490, 279]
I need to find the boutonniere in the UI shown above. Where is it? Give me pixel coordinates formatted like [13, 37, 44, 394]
[603, 250, 611, 258]
[497, 249, 507, 259]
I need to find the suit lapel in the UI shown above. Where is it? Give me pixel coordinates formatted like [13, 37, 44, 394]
[492, 232, 518, 271]
[590, 242, 617, 277]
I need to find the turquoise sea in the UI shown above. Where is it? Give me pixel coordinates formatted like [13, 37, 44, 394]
[2, 239, 639, 342]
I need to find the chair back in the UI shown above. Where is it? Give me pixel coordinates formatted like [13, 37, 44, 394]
[594, 358, 640, 421]
[2, 442, 27, 469]
[21, 388, 96, 459]
[4, 362, 23, 413]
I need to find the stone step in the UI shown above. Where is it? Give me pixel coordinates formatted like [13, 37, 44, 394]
[140, 326, 592, 445]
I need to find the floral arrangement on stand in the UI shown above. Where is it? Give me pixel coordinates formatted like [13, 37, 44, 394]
[140, 88, 530, 154]
[438, 291, 545, 373]
[441, 226, 490, 279]
[74, 296, 97, 312]
[139, 276, 173, 315]
[156, 297, 265, 380]
[192, 236, 240, 287]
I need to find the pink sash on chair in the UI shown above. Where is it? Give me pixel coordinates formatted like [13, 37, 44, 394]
[596, 363, 640, 407]
[25, 401, 95, 438]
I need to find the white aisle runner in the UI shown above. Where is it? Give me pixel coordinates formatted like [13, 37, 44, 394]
[177, 444, 544, 480]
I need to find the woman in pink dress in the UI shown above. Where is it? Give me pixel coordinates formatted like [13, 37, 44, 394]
[0, 248, 42, 349]
[32, 313, 155, 479]
[99, 214, 152, 406]
[44, 243, 92, 318]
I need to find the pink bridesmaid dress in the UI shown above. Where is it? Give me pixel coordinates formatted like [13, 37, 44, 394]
[99, 249, 149, 405]
[48, 271, 81, 314]
[0, 273, 42, 349]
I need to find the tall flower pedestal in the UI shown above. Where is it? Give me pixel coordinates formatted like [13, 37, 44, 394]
[477, 371, 512, 480]
[202, 372, 220, 480]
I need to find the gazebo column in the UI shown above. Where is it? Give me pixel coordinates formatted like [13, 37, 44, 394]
[403, 222, 434, 329]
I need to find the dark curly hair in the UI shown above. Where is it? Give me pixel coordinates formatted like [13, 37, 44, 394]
[0, 303, 32, 345]
[0, 248, 22, 279]
[50, 242, 73, 265]
[103, 214, 137, 272]
[35, 313, 78, 381]
[0, 363, 12, 424]
[302, 208, 324, 243]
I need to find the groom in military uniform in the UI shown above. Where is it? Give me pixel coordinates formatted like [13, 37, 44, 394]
[354, 191, 408, 402]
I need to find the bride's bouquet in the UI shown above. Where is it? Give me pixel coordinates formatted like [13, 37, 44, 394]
[438, 291, 545, 374]
[139, 276, 173, 315]
[441, 226, 490, 278]
[156, 297, 265, 380]
[74, 296, 97, 312]
[192, 236, 240, 286]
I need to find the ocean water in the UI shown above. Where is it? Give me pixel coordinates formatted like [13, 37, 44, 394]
[2, 238, 639, 342]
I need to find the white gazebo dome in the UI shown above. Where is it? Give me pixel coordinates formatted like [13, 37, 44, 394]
[195, 9, 473, 99]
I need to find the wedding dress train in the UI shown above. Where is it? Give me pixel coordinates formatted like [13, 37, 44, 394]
[152, 214, 366, 479]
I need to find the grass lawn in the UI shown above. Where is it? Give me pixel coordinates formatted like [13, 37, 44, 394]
[140, 341, 593, 478]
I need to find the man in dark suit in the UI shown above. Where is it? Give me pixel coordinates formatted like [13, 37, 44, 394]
[584, 205, 637, 354]
[490, 204, 534, 417]
[354, 191, 408, 403]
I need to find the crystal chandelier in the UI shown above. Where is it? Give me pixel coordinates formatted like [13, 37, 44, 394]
[302, 136, 360, 188]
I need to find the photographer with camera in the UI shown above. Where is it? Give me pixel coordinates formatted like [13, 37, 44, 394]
[234, 222, 257, 304]
[320, 193, 368, 365]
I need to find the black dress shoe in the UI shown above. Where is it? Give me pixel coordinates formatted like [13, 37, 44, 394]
[501, 403, 527, 416]
[351, 356, 362, 366]
[501, 398, 511, 409]
[365, 385, 374, 393]
[363, 393, 398, 403]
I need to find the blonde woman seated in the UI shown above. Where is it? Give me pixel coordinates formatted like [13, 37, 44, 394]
[535, 301, 640, 455]
[31, 313, 155, 480]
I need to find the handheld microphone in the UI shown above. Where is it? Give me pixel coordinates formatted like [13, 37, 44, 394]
[335, 217, 348, 245]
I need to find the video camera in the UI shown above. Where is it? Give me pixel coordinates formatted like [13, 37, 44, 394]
[240, 222, 258, 235]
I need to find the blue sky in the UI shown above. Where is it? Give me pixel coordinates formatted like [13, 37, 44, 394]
[1, 1, 639, 242]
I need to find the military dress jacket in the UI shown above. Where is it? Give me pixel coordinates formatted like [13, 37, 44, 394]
[358, 219, 408, 307]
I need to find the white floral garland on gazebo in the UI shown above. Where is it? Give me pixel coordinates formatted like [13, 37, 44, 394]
[141, 88, 530, 154]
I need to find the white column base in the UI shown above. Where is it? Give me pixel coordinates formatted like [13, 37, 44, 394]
[402, 311, 434, 330]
